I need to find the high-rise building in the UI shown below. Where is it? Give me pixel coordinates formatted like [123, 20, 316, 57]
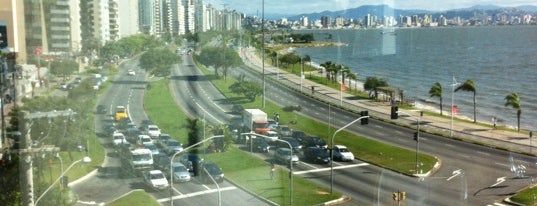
[0, 0, 26, 63]
[118, 0, 139, 38]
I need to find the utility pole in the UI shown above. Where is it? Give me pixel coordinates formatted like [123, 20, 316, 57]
[19, 109, 76, 206]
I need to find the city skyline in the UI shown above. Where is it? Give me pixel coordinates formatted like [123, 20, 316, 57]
[206, 0, 537, 16]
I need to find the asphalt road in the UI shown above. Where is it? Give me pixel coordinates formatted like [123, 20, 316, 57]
[72, 57, 269, 206]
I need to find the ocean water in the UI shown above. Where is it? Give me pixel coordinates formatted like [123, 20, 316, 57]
[294, 26, 537, 130]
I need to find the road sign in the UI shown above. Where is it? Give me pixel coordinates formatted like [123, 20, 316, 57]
[34, 47, 42, 55]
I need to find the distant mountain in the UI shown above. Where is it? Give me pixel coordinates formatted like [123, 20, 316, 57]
[276, 4, 537, 21]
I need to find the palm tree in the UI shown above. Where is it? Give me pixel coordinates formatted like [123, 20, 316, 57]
[320, 61, 333, 84]
[455, 79, 477, 123]
[504, 92, 522, 132]
[428, 82, 443, 115]
[347, 72, 357, 92]
[341, 66, 350, 87]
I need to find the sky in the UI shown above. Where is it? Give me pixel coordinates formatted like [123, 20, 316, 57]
[205, 0, 537, 16]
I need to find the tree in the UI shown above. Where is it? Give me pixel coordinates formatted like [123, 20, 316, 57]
[320, 61, 334, 84]
[139, 47, 179, 76]
[197, 46, 243, 80]
[340, 65, 350, 86]
[346, 72, 357, 92]
[363, 77, 388, 99]
[229, 81, 263, 102]
[186, 118, 201, 151]
[429, 82, 443, 115]
[504, 92, 522, 132]
[455, 79, 477, 123]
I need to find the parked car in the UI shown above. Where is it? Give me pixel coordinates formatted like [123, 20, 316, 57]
[163, 139, 183, 155]
[332, 145, 354, 162]
[164, 162, 191, 182]
[127, 69, 136, 76]
[303, 147, 331, 164]
[274, 148, 299, 165]
[143, 170, 169, 190]
[302, 136, 328, 149]
[199, 161, 224, 183]
[245, 137, 270, 153]
[75, 77, 82, 83]
[276, 125, 292, 137]
[58, 82, 68, 90]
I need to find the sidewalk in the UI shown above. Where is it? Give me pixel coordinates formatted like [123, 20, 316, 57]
[239, 46, 533, 155]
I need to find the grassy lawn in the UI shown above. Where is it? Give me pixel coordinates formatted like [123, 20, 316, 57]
[509, 186, 537, 206]
[106, 190, 160, 206]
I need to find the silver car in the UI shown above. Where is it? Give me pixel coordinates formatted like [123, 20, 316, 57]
[274, 148, 299, 165]
[166, 162, 191, 182]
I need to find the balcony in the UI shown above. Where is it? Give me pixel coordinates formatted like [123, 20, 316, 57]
[50, 9, 69, 15]
[50, 18, 70, 23]
[51, 35, 70, 40]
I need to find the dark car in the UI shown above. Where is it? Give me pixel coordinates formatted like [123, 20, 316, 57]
[153, 153, 171, 171]
[291, 130, 308, 145]
[96, 104, 107, 114]
[278, 137, 302, 153]
[245, 137, 270, 153]
[231, 104, 244, 114]
[199, 161, 224, 183]
[156, 133, 172, 147]
[303, 147, 331, 164]
[302, 136, 328, 149]
[141, 119, 154, 130]
[179, 153, 203, 174]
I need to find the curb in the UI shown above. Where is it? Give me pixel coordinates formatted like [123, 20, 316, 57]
[68, 169, 98, 187]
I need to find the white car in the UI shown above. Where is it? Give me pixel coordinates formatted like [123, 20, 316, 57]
[262, 131, 279, 142]
[127, 69, 136, 76]
[143, 170, 169, 190]
[332, 145, 354, 162]
[112, 132, 126, 146]
[146, 125, 161, 137]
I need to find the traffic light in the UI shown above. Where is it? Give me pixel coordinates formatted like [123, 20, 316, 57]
[413, 132, 418, 141]
[401, 192, 406, 200]
[390, 106, 398, 119]
[360, 110, 369, 125]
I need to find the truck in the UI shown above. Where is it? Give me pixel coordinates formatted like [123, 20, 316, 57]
[243, 109, 270, 134]
[115, 106, 128, 121]
[120, 147, 154, 173]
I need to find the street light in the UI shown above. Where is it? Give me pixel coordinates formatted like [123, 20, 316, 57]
[330, 115, 369, 193]
[397, 110, 421, 174]
[450, 76, 460, 137]
[35, 156, 91, 205]
[170, 135, 224, 206]
[202, 166, 221, 206]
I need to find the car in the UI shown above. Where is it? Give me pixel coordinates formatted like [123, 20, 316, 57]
[262, 131, 279, 143]
[163, 139, 183, 155]
[125, 127, 142, 142]
[179, 153, 203, 173]
[138, 134, 152, 145]
[156, 133, 172, 147]
[231, 104, 244, 114]
[112, 132, 127, 146]
[142, 142, 160, 156]
[199, 161, 224, 183]
[278, 137, 302, 153]
[274, 148, 299, 165]
[245, 137, 270, 153]
[165, 162, 191, 182]
[302, 136, 328, 149]
[302, 147, 331, 164]
[127, 69, 136, 76]
[143, 170, 169, 190]
[146, 125, 161, 137]
[96, 104, 107, 114]
[332, 145, 354, 162]
[75, 77, 82, 83]
[141, 119, 154, 130]
[267, 118, 278, 130]
[291, 130, 308, 144]
[58, 82, 68, 90]
[276, 125, 292, 137]
[152, 153, 170, 171]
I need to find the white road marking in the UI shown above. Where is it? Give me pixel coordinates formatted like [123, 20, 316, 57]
[293, 163, 370, 175]
[490, 177, 506, 187]
[157, 186, 237, 202]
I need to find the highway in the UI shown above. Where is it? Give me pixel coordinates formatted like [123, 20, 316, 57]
[170, 51, 536, 205]
[72, 57, 269, 206]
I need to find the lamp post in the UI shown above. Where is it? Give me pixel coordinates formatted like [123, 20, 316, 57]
[330, 115, 369, 193]
[261, 0, 265, 109]
[170, 135, 224, 206]
[397, 110, 421, 174]
[450, 76, 460, 137]
[202, 167, 222, 206]
[35, 156, 91, 205]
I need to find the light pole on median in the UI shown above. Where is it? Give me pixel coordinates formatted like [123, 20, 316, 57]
[170, 135, 224, 206]
[330, 115, 369, 194]
[35, 156, 91, 205]
[397, 110, 421, 174]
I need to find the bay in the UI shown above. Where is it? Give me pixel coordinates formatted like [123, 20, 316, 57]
[294, 26, 537, 130]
